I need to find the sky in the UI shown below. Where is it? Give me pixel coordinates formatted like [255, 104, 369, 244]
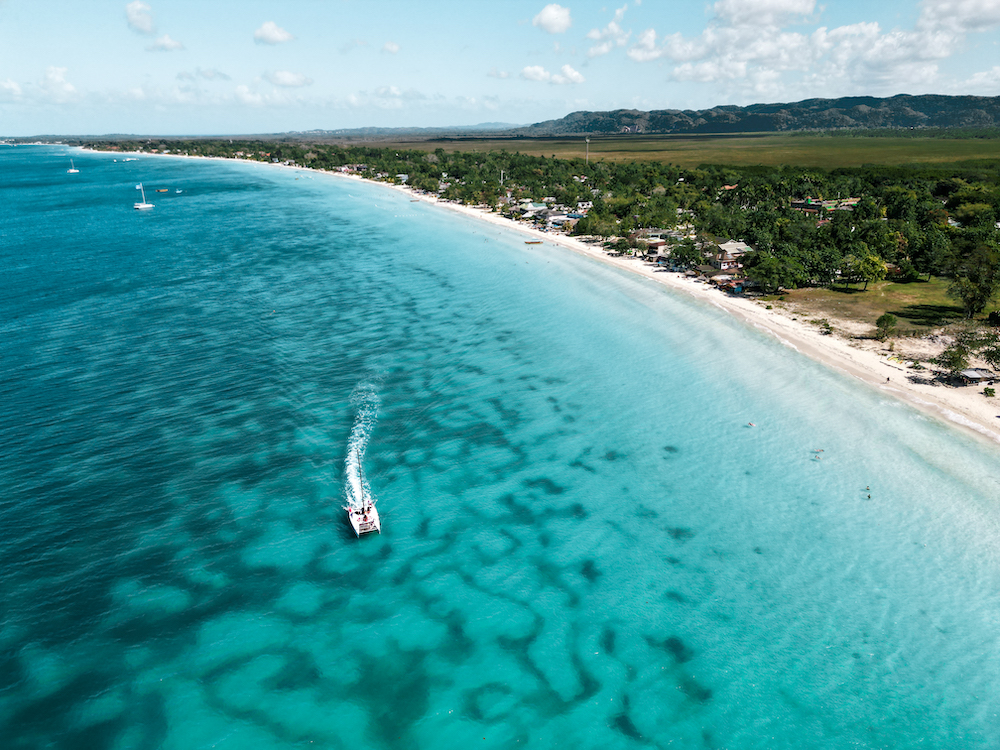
[1, 0, 1000, 135]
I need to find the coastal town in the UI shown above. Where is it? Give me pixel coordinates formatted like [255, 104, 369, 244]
[78, 136, 1000, 443]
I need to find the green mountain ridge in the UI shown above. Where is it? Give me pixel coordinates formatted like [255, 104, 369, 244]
[514, 94, 1000, 136]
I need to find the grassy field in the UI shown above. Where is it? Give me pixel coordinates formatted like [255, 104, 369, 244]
[779, 277, 981, 336]
[375, 133, 1000, 169]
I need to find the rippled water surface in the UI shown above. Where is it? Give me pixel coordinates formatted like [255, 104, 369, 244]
[3, 146, 1000, 749]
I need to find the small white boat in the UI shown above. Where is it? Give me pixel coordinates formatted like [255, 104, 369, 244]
[133, 183, 154, 210]
[67, 159, 79, 174]
[343, 447, 380, 536]
[346, 500, 380, 537]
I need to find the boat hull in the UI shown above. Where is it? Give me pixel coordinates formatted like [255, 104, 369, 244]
[346, 504, 381, 537]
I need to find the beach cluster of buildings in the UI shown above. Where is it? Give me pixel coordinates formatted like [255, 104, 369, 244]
[594, 227, 757, 293]
[657, 238, 755, 292]
[509, 198, 590, 229]
[790, 196, 862, 226]
[790, 196, 862, 214]
[476, 190, 760, 292]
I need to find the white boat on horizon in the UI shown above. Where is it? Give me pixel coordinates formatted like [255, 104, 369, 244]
[343, 447, 380, 537]
[134, 183, 154, 210]
[67, 159, 79, 174]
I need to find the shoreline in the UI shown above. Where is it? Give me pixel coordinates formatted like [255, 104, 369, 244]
[391, 184, 1000, 448]
[89, 148, 1000, 447]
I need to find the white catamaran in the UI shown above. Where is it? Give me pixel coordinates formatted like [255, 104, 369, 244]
[133, 183, 154, 210]
[344, 447, 380, 536]
[66, 159, 79, 174]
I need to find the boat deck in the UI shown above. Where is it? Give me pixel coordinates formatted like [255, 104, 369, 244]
[346, 503, 381, 536]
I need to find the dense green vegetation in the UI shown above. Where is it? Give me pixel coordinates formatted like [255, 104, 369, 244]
[703, 163, 1000, 318]
[84, 138, 1000, 324]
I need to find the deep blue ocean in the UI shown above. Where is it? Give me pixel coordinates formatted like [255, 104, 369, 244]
[3, 145, 1000, 749]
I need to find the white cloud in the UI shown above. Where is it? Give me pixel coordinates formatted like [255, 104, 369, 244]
[382, 41, 400, 54]
[254, 21, 293, 45]
[197, 68, 230, 81]
[487, 67, 510, 79]
[587, 4, 630, 57]
[220, 83, 310, 107]
[521, 65, 551, 82]
[558, 64, 585, 83]
[713, 0, 816, 27]
[374, 85, 425, 100]
[965, 65, 1000, 91]
[38, 66, 76, 101]
[177, 68, 230, 82]
[126, 1, 154, 35]
[917, 0, 1000, 34]
[1, 79, 21, 99]
[265, 70, 313, 87]
[625, 0, 1000, 101]
[627, 29, 660, 62]
[351, 85, 427, 109]
[235, 85, 263, 105]
[533, 4, 572, 34]
[628, 28, 714, 63]
[147, 34, 183, 51]
[520, 64, 584, 84]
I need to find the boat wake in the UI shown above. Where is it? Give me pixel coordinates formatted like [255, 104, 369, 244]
[342, 383, 382, 536]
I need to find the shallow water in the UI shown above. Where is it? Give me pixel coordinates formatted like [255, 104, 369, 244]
[3, 146, 1000, 749]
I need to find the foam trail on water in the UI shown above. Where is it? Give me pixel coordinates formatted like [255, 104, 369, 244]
[344, 382, 380, 510]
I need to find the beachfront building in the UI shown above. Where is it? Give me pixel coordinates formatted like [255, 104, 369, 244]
[518, 202, 549, 218]
[712, 240, 753, 271]
[791, 197, 861, 214]
[959, 368, 995, 385]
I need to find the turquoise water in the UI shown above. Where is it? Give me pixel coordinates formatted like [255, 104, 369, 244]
[3, 146, 1000, 749]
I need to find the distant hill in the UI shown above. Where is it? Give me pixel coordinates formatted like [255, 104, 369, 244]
[276, 123, 521, 140]
[514, 95, 1000, 136]
[26, 123, 524, 143]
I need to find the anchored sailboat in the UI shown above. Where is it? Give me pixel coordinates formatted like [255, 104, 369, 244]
[66, 159, 79, 174]
[133, 183, 154, 210]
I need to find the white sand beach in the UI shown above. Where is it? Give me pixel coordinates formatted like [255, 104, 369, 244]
[115, 151, 1000, 447]
[396, 187, 1000, 448]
